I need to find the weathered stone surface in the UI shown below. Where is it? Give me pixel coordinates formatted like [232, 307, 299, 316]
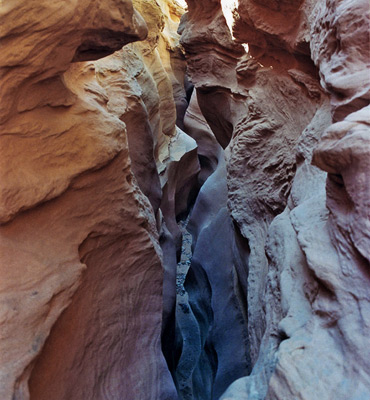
[1, 0, 369, 399]
[130, 0, 200, 255]
[313, 106, 370, 264]
[257, 3, 370, 396]
[310, 0, 370, 267]
[0, 1, 192, 399]
[178, 0, 370, 399]
[23, 154, 172, 400]
[0, 59, 174, 399]
[0, 0, 147, 224]
[233, 0, 317, 58]
[179, 0, 326, 381]
[310, 0, 370, 121]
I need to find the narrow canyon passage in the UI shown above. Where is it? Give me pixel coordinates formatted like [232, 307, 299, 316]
[0, 1, 369, 400]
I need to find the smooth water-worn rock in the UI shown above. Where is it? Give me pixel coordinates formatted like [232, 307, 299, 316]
[174, 139, 252, 399]
[184, 91, 223, 187]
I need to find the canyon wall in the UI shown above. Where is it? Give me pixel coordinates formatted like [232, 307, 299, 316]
[0, 0, 369, 399]
[176, 0, 370, 399]
[0, 1, 193, 399]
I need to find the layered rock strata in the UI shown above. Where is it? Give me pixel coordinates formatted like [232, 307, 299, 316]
[1, 0, 369, 399]
[0, 1, 195, 399]
[177, 0, 370, 399]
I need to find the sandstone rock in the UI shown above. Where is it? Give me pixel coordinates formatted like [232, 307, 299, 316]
[94, 49, 162, 212]
[175, 153, 251, 399]
[130, 0, 200, 256]
[0, 0, 147, 224]
[233, 0, 317, 58]
[0, 56, 176, 397]
[178, 0, 370, 399]
[183, 90, 223, 188]
[313, 106, 370, 264]
[0, 0, 190, 399]
[310, 0, 370, 121]
[180, 0, 327, 374]
[310, 0, 370, 267]
[159, 127, 200, 254]
[2, 0, 369, 399]
[219, 101, 332, 400]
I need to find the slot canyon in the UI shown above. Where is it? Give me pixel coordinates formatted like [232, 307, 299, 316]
[0, 0, 369, 399]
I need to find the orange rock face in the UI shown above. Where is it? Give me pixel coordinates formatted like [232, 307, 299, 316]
[0, 1, 191, 399]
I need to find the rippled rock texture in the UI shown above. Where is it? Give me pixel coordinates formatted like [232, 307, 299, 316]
[176, 0, 370, 399]
[0, 1, 195, 399]
[1, 0, 369, 399]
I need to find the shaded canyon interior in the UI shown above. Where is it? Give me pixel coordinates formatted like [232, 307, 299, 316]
[0, 0, 369, 399]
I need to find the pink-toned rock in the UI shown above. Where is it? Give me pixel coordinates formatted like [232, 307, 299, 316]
[310, 0, 370, 266]
[177, 0, 370, 399]
[0, 56, 175, 398]
[313, 106, 370, 264]
[179, 0, 327, 376]
[310, 0, 370, 121]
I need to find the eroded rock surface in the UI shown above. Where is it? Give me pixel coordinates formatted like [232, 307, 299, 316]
[176, 0, 370, 399]
[0, 1, 194, 399]
[1, 0, 369, 399]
